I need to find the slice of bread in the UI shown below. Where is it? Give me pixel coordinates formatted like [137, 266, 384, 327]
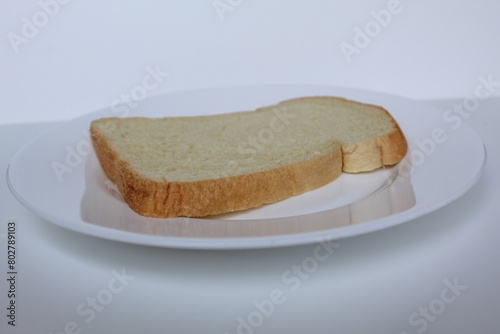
[90, 96, 407, 218]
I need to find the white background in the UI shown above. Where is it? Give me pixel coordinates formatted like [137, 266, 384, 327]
[1, 0, 499, 124]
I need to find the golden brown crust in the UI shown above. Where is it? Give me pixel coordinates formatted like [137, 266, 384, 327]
[90, 96, 407, 218]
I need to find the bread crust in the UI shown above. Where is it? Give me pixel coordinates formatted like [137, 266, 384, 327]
[90, 96, 407, 218]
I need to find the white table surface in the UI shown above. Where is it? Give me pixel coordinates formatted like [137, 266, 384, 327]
[1, 97, 499, 334]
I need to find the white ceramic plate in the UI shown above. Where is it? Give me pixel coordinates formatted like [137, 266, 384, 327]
[7, 85, 486, 249]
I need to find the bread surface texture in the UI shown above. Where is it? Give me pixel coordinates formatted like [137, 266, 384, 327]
[90, 96, 407, 218]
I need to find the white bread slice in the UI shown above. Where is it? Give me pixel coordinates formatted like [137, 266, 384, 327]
[90, 96, 407, 218]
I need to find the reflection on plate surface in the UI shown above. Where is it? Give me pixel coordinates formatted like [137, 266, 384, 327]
[81, 150, 416, 239]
